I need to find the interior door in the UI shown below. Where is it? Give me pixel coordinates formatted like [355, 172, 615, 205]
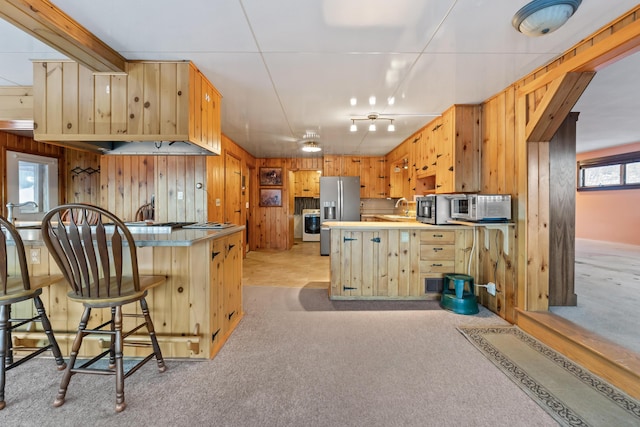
[224, 153, 242, 225]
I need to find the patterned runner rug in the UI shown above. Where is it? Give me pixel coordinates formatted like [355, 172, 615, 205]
[458, 326, 640, 427]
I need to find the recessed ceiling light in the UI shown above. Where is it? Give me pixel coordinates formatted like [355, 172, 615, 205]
[350, 97, 357, 106]
[369, 96, 376, 106]
[387, 96, 395, 105]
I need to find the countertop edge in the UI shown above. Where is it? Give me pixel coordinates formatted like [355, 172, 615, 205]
[12, 225, 246, 247]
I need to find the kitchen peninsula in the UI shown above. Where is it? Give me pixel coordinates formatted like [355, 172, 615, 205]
[326, 220, 514, 302]
[11, 225, 244, 360]
[326, 221, 479, 300]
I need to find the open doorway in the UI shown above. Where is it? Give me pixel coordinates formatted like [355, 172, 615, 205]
[548, 51, 640, 355]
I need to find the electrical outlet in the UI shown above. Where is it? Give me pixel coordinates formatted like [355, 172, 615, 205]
[486, 282, 496, 296]
[30, 248, 41, 264]
[177, 191, 184, 200]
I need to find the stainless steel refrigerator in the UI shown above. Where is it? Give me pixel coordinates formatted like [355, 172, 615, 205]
[319, 176, 361, 255]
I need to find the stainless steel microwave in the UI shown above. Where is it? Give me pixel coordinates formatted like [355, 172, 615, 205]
[450, 194, 511, 222]
[416, 194, 462, 224]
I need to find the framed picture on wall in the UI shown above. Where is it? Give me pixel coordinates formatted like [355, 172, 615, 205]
[259, 188, 282, 207]
[259, 167, 283, 186]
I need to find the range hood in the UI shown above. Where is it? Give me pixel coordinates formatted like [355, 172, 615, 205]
[106, 141, 215, 156]
[46, 140, 216, 156]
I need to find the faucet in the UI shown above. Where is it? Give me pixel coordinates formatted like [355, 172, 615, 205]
[394, 197, 409, 216]
[6, 201, 38, 225]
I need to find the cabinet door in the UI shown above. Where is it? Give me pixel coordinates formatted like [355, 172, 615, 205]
[389, 161, 407, 198]
[343, 156, 362, 177]
[335, 230, 386, 297]
[435, 110, 454, 193]
[323, 155, 342, 176]
[223, 232, 243, 331]
[210, 239, 225, 356]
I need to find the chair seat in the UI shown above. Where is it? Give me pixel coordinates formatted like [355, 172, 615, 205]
[0, 275, 63, 305]
[67, 275, 167, 308]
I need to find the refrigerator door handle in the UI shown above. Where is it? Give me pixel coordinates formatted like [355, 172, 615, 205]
[338, 180, 343, 221]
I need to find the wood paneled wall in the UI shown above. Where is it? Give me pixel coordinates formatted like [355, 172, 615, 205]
[64, 149, 101, 205]
[478, 89, 519, 322]
[248, 156, 323, 250]
[99, 155, 207, 223]
[253, 158, 289, 250]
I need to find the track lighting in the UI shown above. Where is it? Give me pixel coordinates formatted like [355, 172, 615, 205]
[350, 112, 395, 132]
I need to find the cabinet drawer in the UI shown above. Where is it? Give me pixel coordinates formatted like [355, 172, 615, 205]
[420, 230, 455, 244]
[420, 244, 455, 260]
[419, 260, 454, 274]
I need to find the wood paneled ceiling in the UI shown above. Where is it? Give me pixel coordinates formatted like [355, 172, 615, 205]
[0, 0, 638, 157]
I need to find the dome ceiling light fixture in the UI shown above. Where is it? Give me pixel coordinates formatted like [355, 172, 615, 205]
[350, 112, 395, 132]
[301, 141, 322, 152]
[512, 0, 582, 37]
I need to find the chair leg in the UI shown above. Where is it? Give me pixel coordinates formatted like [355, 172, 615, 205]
[4, 305, 12, 367]
[108, 307, 116, 369]
[33, 296, 66, 370]
[0, 305, 8, 410]
[140, 297, 166, 373]
[114, 306, 126, 412]
[54, 306, 91, 408]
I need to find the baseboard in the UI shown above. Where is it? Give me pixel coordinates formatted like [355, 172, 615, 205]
[516, 309, 640, 400]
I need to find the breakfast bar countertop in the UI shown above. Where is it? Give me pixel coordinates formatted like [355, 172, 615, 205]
[11, 225, 246, 247]
[323, 221, 469, 230]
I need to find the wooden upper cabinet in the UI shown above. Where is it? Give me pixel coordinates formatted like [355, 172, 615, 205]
[293, 170, 320, 198]
[322, 155, 387, 198]
[360, 157, 387, 199]
[33, 60, 221, 155]
[433, 105, 481, 194]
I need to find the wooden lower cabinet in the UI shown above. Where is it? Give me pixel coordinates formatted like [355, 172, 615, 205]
[330, 228, 421, 299]
[329, 226, 476, 300]
[12, 231, 243, 360]
[420, 228, 476, 298]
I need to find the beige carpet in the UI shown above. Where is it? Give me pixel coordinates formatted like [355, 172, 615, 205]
[458, 326, 640, 427]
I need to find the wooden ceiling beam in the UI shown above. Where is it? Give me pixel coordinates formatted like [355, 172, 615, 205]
[0, 0, 126, 72]
[525, 72, 595, 143]
[518, 17, 640, 96]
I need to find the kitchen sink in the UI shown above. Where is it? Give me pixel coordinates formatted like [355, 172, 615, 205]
[382, 215, 416, 220]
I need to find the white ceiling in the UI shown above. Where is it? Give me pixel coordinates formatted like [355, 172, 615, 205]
[0, 0, 638, 157]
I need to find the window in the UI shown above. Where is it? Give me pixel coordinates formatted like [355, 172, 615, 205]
[577, 151, 640, 191]
[6, 151, 59, 221]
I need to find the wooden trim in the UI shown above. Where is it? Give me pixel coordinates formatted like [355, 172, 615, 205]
[525, 72, 595, 142]
[0, 0, 126, 72]
[516, 309, 640, 400]
[0, 119, 33, 130]
[518, 12, 640, 96]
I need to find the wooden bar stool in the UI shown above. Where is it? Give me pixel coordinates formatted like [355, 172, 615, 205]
[0, 216, 66, 410]
[41, 203, 167, 412]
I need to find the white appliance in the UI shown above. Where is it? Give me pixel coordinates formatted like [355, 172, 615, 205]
[302, 209, 320, 241]
[319, 176, 361, 255]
